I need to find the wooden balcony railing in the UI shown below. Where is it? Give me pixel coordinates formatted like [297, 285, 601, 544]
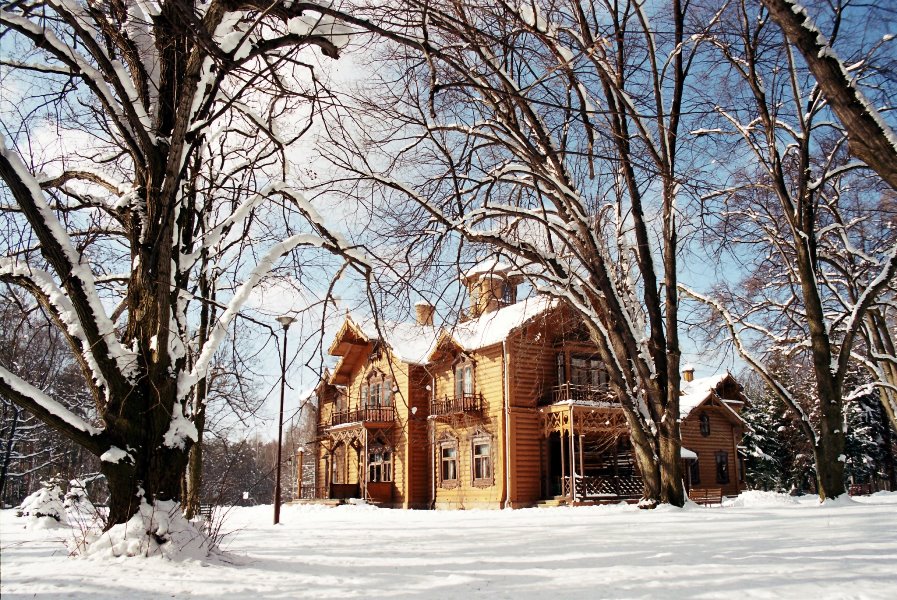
[547, 383, 617, 405]
[561, 475, 642, 499]
[329, 406, 395, 427]
[430, 393, 483, 417]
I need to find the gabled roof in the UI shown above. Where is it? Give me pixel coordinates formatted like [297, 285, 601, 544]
[327, 295, 558, 372]
[680, 372, 745, 425]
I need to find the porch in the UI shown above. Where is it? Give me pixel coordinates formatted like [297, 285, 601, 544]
[310, 418, 397, 505]
[539, 389, 642, 504]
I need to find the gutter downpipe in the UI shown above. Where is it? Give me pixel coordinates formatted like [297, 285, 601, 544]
[423, 363, 437, 509]
[502, 340, 512, 509]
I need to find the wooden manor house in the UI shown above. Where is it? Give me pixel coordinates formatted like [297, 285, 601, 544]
[304, 261, 747, 509]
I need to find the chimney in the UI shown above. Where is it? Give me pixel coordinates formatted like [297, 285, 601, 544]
[682, 365, 695, 382]
[415, 301, 435, 326]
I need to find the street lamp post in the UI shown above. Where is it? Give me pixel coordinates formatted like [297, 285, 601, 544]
[274, 314, 297, 525]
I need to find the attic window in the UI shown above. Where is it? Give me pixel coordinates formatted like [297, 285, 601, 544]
[700, 413, 711, 437]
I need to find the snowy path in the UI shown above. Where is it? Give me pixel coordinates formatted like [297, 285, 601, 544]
[2, 493, 895, 599]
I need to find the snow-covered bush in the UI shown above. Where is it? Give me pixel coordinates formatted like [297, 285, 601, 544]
[15, 478, 67, 526]
[86, 499, 216, 560]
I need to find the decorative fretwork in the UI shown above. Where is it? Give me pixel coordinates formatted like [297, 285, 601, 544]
[540, 405, 627, 437]
[539, 410, 571, 437]
[429, 393, 483, 417]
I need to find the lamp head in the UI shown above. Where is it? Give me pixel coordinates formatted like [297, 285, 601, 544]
[276, 315, 297, 329]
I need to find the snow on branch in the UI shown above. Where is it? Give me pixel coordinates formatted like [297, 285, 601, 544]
[176, 232, 328, 405]
[0, 136, 137, 386]
[0, 364, 106, 455]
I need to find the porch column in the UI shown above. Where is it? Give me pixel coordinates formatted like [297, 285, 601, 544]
[363, 428, 369, 501]
[569, 407, 576, 502]
[560, 430, 567, 499]
[578, 434, 584, 484]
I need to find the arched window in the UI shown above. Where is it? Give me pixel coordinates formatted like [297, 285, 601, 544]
[363, 370, 392, 407]
[700, 413, 711, 437]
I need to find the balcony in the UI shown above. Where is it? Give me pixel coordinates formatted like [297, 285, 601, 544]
[546, 383, 617, 406]
[329, 406, 395, 428]
[429, 393, 484, 417]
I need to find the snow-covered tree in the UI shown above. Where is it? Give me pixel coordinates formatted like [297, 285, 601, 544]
[0, 1, 368, 528]
[0, 290, 100, 506]
[681, 0, 897, 500]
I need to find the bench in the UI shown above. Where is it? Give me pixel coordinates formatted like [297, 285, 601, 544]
[198, 504, 214, 519]
[689, 487, 723, 506]
[848, 483, 874, 496]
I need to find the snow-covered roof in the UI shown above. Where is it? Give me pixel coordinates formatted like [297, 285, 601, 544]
[447, 296, 556, 354]
[679, 373, 731, 418]
[358, 320, 440, 366]
[681, 446, 698, 460]
[336, 295, 556, 367]
[463, 258, 513, 281]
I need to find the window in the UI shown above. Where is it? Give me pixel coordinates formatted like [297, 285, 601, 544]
[715, 451, 730, 484]
[700, 413, 711, 437]
[689, 458, 701, 486]
[570, 356, 606, 388]
[472, 438, 493, 487]
[439, 441, 459, 488]
[454, 359, 475, 397]
[557, 353, 566, 382]
[362, 371, 392, 407]
[501, 282, 514, 305]
[368, 446, 392, 483]
[332, 446, 345, 484]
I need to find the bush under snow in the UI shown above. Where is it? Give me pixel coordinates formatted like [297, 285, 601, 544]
[85, 499, 216, 560]
[15, 479, 67, 528]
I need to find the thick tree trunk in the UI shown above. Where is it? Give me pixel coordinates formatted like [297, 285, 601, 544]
[815, 407, 847, 499]
[103, 443, 189, 528]
[880, 400, 897, 491]
[658, 421, 685, 506]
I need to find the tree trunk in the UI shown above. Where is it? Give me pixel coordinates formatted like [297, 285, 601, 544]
[658, 420, 685, 506]
[183, 413, 205, 520]
[0, 403, 19, 503]
[815, 409, 847, 500]
[879, 400, 897, 491]
[103, 443, 189, 528]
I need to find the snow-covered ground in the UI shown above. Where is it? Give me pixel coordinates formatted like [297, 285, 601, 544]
[2, 492, 896, 599]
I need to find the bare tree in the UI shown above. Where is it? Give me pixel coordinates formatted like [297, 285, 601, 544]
[0, 1, 370, 527]
[760, 0, 897, 190]
[682, 0, 897, 499]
